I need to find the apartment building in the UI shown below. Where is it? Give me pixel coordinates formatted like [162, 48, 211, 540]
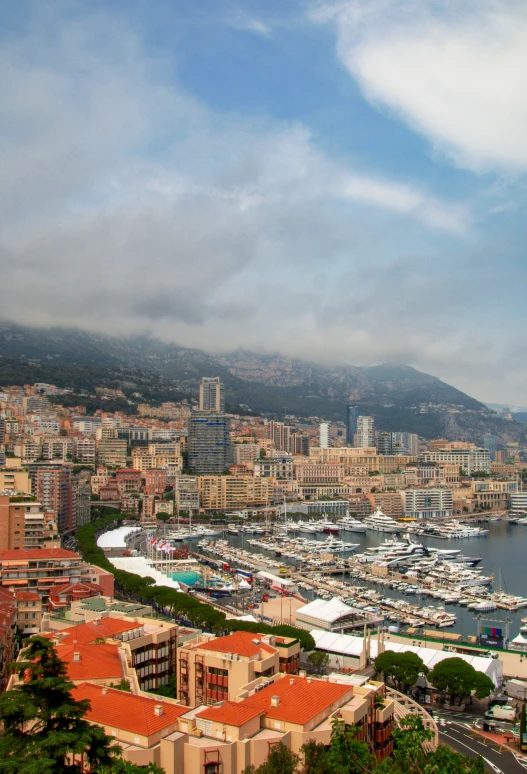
[230, 442, 260, 465]
[41, 435, 74, 461]
[15, 590, 42, 634]
[294, 462, 344, 484]
[72, 476, 91, 529]
[356, 416, 375, 448]
[367, 492, 404, 519]
[68, 671, 396, 773]
[143, 468, 168, 495]
[254, 457, 294, 480]
[199, 377, 225, 413]
[33, 465, 73, 531]
[0, 468, 31, 493]
[420, 448, 491, 474]
[115, 468, 143, 494]
[43, 614, 178, 693]
[309, 447, 377, 464]
[177, 631, 301, 707]
[0, 493, 60, 551]
[175, 475, 200, 512]
[404, 463, 445, 487]
[0, 548, 114, 608]
[0, 588, 17, 689]
[403, 489, 454, 519]
[197, 475, 275, 512]
[188, 411, 229, 475]
[98, 435, 128, 468]
[75, 437, 96, 464]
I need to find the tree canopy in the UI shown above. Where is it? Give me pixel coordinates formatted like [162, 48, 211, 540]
[427, 657, 494, 705]
[374, 650, 428, 692]
[0, 636, 120, 774]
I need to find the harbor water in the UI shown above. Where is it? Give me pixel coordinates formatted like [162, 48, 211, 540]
[214, 520, 527, 640]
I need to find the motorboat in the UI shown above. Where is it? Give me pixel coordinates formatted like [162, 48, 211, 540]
[362, 508, 402, 533]
[337, 514, 367, 533]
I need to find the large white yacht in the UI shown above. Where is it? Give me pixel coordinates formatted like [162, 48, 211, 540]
[336, 514, 367, 533]
[362, 508, 402, 533]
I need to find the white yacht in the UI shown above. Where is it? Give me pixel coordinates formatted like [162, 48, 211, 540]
[363, 508, 401, 533]
[336, 514, 367, 533]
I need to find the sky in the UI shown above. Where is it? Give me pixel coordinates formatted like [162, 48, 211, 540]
[1, 0, 527, 403]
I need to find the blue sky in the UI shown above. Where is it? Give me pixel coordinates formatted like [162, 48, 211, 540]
[1, 0, 527, 402]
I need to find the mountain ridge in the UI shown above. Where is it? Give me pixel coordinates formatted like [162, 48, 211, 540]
[0, 321, 524, 445]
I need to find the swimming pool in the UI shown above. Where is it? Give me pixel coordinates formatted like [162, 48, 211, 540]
[169, 571, 201, 586]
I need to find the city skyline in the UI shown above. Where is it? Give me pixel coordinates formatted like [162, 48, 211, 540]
[2, 1, 527, 402]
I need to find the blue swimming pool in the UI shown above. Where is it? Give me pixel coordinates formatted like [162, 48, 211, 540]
[170, 571, 201, 586]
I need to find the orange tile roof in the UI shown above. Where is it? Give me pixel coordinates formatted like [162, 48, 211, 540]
[50, 581, 103, 596]
[0, 548, 79, 561]
[196, 700, 264, 727]
[72, 682, 187, 736]
[52, 618, 142, 645]
[243, 676, 352, 726]
[57, 642, 123, 681]
[199, 631, 276, 658]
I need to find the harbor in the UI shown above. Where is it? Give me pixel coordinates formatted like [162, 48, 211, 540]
[127, 513, 527, 644]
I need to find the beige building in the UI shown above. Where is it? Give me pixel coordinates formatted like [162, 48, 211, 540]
[0, 494, 59, 551]
[178, 631, 301, 707]
[98, 436, 128, 468]
[197, 475, 275, 512]
[367, 492, 404, 518]
[0, 469, 31, 492]
[294, 462, 344, 484]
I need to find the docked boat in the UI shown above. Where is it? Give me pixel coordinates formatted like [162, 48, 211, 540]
[337, 514, 367, 533]
[363, 508, 402, 533]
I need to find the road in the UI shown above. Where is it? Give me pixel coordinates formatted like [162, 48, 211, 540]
[434, 709, 527, 774]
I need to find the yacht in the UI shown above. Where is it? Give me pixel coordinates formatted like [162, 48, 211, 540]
[297, 521, 318, 534]
[363, 508, 402, 533]
[438, 520, 489, 539]
[337, 514, 367, 533]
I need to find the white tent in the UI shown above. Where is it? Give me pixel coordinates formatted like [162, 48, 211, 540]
[311, 629, 503, 686]
[108, 555, 182, 591]
[97, 526, 141, 549]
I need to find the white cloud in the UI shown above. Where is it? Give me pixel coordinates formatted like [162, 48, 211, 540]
[227, 15, 273, 37]
[311, 0, 527, 171]
[2, 3, 523, 401]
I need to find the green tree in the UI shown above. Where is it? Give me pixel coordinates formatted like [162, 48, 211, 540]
[156, 511, 171, 522]
[301, 738, 331, 774]
[109, 678, 131, 692]
[307, 650, 330, 674]
[375, 651, 427, 692]
[427, 657, 493, 706]
[0, 636, 120, 774]
[242, 742, 300, 774]
[326, 718, 375, 774]
[151, 675, 177, 699]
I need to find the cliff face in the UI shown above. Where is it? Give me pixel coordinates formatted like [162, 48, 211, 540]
[1, 321, 524, 444]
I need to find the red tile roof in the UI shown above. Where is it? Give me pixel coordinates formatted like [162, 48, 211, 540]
[52, 618, 142, 645]
[199, 631, 276, 658]
[72, 682, 187, 736]
[196, 700, 264, 727]
[0, 548, 79, 561]
[58, 642, 123, 681]
[243, 675, 352, 726]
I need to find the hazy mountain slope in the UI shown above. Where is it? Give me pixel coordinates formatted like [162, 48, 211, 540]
[0, 321, 524, 443]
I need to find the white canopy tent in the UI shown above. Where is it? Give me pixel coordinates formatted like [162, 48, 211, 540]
[311, 629, 503, 686]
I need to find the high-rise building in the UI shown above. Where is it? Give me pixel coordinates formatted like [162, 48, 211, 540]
[33, 466, 73, 532]
[356, 416, 375, 448]
[188, 411, 229, 474]
[391, 432, 419, 456]
[376, 432, 392, 455]
[346, 404, 359, 446]
[267, 421, 292, 452]
[199, 377, 225, 412]
[319, 422, 330, 449]
[0, 417, 5, 445]
[483, 433, 498, 462]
